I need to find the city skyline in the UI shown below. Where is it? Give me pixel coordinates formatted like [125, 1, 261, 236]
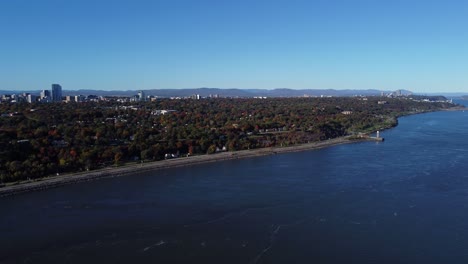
[1, 0, 468, 93]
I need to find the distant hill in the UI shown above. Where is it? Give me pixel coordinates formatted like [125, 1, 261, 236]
[0, 88, 409, 98]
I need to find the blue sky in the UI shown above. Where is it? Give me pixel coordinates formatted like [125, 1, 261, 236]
[1, 0, 467, 93]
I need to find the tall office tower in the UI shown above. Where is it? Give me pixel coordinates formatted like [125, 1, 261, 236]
[51, 84, 62, 102]
[138, 90, 146, 101]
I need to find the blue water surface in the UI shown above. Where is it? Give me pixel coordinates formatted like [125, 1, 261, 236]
[2, 106, 468, 263]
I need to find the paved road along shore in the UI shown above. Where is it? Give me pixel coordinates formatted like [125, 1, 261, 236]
[0, 137, 370, 197]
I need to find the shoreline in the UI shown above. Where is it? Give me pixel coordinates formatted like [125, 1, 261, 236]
[0, 136, 374, 197]
[2, 106, 463, 197]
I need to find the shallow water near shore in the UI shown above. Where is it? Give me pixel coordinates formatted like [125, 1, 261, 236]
[2, 106, 468, 263]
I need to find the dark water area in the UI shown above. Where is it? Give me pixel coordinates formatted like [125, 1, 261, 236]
[2, 104, 468, 263]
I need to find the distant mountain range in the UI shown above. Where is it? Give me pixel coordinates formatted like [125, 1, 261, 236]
[0, 88, 417, 98]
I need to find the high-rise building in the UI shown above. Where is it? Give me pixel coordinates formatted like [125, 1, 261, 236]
[65, 96, 74, 102]
[75, 95, 85, 102]
[40, 89, 50, 99]
[51, 84, 62, 102]
[39, 89, 51, 102]
[138, 90, 146, 101]
[27, 94, 36, 103]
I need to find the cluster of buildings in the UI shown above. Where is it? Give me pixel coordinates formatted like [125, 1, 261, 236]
[1, 84, 63, 103]
[0, 84, 169, 103]
[0, 84, 147, 103]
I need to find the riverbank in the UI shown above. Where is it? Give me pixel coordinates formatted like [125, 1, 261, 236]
[2, 104, 464, 197]
[0, 136, 377, 197]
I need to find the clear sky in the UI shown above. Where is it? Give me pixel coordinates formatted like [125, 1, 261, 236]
[1, 0, 467, 93]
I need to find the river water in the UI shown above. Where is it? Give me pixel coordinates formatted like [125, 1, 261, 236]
[2, 106, 468, 263]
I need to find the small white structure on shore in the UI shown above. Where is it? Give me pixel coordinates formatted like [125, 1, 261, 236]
[376, 131, 380, 138]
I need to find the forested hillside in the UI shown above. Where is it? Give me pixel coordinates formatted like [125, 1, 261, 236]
[0, 97, 455, 183]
